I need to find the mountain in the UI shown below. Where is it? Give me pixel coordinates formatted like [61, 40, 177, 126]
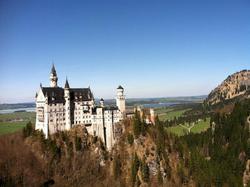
[206, 70, 250, 106]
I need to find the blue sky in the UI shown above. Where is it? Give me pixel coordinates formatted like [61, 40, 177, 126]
[0, 0, 249, 103]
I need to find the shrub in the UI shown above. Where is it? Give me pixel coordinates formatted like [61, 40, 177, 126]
[131, 153, 140, 186]
[141, 158, 150, 183]
[22, 121, 34, 138]
[113, 155, 122, 180]
[127, 133, 134, 145]
[75, 136, 82, 151]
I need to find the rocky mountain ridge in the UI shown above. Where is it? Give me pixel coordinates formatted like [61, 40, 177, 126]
[206, 70, 250, 105]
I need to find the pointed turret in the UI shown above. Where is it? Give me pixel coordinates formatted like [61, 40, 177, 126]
[64, 77, 71, 130]
[117, 85, 123, 89]
[51, 63, 57, 76]
[64, 77, 70, 89]
[50, 64, 58, 87]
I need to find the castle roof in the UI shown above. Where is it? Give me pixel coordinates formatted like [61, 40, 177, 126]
[117, 85, 123, 89]
[42, 87, 64, 104]
[64, 78, 70, 89]
[69, 88, 93, 101]
[50, 64, 57, 76]
[41, 86, 93, 104]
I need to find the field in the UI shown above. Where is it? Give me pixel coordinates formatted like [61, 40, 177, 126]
[0, 112, 35, 135]
[155, 107, 190, 121]
[0, 122, 27, 135]
[0, 112, 35, 122]
[167, 118, 211, 136]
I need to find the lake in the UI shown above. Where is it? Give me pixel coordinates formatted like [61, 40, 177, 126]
[0, 107, 36, 114]
[142, 102, 180, 108]
[0, 102, 185, 114]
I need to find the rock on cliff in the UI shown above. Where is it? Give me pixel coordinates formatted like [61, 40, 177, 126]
[206, 70, 250, 105]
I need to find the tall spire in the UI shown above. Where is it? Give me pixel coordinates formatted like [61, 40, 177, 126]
[64, 77, 70, 89]
[50, 64, 58, 87]
[51, 63, 57, 76]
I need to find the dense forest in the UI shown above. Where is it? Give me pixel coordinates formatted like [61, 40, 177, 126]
[175, 99, 250, 186]
[0, 99, 250, 186]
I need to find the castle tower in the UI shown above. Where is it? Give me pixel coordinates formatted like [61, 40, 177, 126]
[64, 78, 71, 130]
[100, 98, 104, 107]
[116, 85, 126, 113]
[150, 108, 155, 124]
[50, 64, 58, 87]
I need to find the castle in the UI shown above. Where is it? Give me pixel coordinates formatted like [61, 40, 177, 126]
[35, 65, 125, 150]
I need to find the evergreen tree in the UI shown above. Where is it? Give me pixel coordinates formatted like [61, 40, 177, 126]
[75, 136, 82, 151]
[141, 157, 150, 183]
[127, 133, 134, 145]
[141, 113, 147, 136]
[113, 155, 122, 180]
[155, 116, 165, 157]
[133, 110, 142, 138]
[131, 153, 140, 186]
[22, 121, 33, 138]
[157, 167, 163, 185]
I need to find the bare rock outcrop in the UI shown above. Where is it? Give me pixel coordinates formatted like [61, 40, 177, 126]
[206, 70, 250, 105]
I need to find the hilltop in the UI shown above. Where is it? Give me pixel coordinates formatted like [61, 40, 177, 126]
[206, 70, 250, 106]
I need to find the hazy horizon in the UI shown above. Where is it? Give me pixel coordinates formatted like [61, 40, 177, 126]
[0, 94, 208, 104]
[0, 0, 249, 103]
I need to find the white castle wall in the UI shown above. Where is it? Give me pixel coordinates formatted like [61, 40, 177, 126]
[35, 66, 125, 150]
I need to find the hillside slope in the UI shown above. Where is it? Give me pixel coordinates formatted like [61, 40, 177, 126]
[0, 120, 193, 187]
[206, 70, 250, 106]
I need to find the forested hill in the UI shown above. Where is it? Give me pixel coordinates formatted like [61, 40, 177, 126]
[206, 70, 250, 106]
[178, 99, 250, 186]
[1, 98, 250, 186]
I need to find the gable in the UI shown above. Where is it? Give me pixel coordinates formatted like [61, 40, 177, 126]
[36, 87, 46, 102]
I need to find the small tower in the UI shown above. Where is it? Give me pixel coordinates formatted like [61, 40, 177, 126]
[50, 64, 58, 87]
[100, 98, 104, 107]
[116, 85, 126, 113]
[150, 108, 155, 124]
[64, 78, 71, 130]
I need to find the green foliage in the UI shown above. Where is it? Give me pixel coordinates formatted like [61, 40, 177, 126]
[113, 155, 122, 180]
[163, 156, 171, 179]
[22, 121, 34, 138]
[157, 167, 163, 185]
[177, 164, 186, 184]
[133, 111, 142, 138]
[155, 116, 165, 157]
[75, 136, 82, 151]
[131, 153, 140, 186]
[141, 157, 150, 183]
[132, 110, 148, 138]
[127, 133, 134, 145]
[48, 139, 61, 159]
[177, 99, 250, 186]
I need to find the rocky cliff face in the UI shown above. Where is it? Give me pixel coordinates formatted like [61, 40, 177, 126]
[206, 70, 250, 105]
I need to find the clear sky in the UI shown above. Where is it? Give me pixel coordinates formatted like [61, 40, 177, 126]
[0, 0, 249, 103]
